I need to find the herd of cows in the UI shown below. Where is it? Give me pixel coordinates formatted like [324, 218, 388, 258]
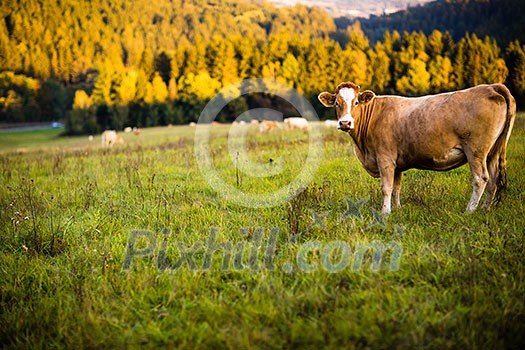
[98, 117, 336, 147]
[96, 82, 516, 213]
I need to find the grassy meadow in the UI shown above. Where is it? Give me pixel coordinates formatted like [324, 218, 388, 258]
[1, 116, 524, 348]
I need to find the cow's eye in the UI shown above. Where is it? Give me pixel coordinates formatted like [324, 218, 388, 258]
[354, 100, 359, 106]
[335, 101, 339, 108]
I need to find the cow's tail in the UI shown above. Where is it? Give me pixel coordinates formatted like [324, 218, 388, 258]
[488, 84, 516, 206]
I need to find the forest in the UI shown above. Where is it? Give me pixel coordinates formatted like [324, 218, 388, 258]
[1, 0, 524, 134]
[354, 0, 525, 46]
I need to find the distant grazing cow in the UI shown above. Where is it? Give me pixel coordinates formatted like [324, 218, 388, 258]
[124, 127, 132, 133]
[324, 120, 339, 128]
[250, 120, 260, 125]
[319, 82, 515, 214]
[259, 120, 278, 133]
[101, 130, 124, 147]
[284, 117, 310, 130]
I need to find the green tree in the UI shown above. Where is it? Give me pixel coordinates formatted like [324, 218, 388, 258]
[139, 48, 155, 79]
[266, 31, 290, 62]
[206, 39, 238, 87]
[343, 47, 370, 88]
[65, 107, 98, 135]
[455, 34, 508, 87]
[121, 24, 144, 67]
[428, 55, 454, 91]
[0, 72, 41, 122]
[396, 59, 430, 95]
[427, 30, 444, 57]
[151, 73, 169, 103]
[280, 53, 301, 88]
[505, 40, 525, 107]
[155, 51, 172, 85]
[181, 37, 208, 76]
[453, 42, 466, 89]
[369, 42, 391, 92]
[168, 78, 178, 102]
[53, 38, 73, 83]
[73, 90, 91, 110]
[346, 21, 369, 51]
[305, 39, 342, 95]
[118, 69, 138, 104]
[37, 80, 67, 120]
[177, 72, 221, 102]
[232, 36, 259, 79]
[91, 63, 115, 105]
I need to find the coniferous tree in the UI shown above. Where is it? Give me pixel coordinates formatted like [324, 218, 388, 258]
[37, 80, 67, 120]
[118, 69, 138, 104]
[280, 53, 301, 89]
[429, 55, 454, 91]
[91, 65, 114, 106]
[139, 48, 155, 80]
[151, 73, 169, 103]
[396, 59, 430, 95]
[505, 40, 525, 107]
[369, 42, 391, 92]
[0, 0, 519, 133]
[206, 39, 238, 87]
[155, 51, 172, 85]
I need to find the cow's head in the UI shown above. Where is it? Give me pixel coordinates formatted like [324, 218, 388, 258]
[318, 82, 376, 132]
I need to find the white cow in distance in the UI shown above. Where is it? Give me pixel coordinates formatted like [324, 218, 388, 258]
[324, 120, 339, 128]
[101, 130, 124, 147]
[284, 117, 310, 130]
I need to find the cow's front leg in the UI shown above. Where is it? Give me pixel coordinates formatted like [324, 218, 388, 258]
[379, 164, 396, 215]
[392, 171, 403, 209]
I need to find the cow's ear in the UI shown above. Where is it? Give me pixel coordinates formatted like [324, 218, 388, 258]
[358, 90, 375, 104]
[318, 92, 336, 107]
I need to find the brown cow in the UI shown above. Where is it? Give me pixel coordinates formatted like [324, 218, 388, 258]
[259, 120, 278, 133]
[319, 82, 515, 214]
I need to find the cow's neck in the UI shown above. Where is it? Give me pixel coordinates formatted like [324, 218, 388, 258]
[350, 100, 375, 153]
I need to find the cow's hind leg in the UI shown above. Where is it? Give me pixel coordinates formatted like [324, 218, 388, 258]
[466, 153, 489, 212]
[392, 171, 402, 209]
[482, 153, 501, 211]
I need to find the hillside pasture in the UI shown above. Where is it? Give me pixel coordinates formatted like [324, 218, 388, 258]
[0, 116, 524, 348]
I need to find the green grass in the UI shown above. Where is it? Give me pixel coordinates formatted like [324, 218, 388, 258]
[1, 117, 524, 348]
[0, 128, 66, 150]
[0, 126, 198, 152]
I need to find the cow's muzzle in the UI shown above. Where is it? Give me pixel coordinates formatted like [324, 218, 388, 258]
[338, 119, 354, 131]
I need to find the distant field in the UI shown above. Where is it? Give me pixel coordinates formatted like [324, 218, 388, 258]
[0, 116, 524, 348]
[0, 126, 197, 152]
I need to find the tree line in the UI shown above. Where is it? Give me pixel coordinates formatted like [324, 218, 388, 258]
[354, 0, 525, 47]
[0, 0, 524, 134]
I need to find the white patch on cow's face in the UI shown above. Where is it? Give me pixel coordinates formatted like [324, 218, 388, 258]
[338, 88, 356, 129]
[339, 87, 355, 103]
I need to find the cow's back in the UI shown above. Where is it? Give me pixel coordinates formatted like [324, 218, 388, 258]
[368, 84, 508, 171]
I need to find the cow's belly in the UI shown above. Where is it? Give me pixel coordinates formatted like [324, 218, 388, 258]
[408, 147, 467, 171]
